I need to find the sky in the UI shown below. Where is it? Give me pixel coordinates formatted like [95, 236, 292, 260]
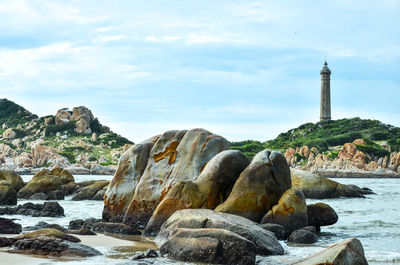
[0, 0, 399, 143]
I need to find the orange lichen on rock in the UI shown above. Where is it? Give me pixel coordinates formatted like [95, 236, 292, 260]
[201, 135, 220, 152]
[154, 141, 179, 164]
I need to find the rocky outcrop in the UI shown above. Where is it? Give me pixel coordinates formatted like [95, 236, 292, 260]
[157, 209, 284, 255]
[294, 237, 368, 265]
[160, 228, 256, 265]
[0, 184, 17, 205]
[31, 145, 70, 168]
[55, 109, 71, 125]
[261, 188, 308, 236]
[103, 129, 230, 229]
[0, 217, 22, 234]
[144, 150, 249, 236]
[72, 180, 109, 200]
[70, 106, 94, 134]
[9, 228, 101, 257]
[0, 169, 24, 191]
[0, 202, 64, 217]
[2, 128, 16, 139]
[291, 169, 372, 198]
[215, 150, 291, 222]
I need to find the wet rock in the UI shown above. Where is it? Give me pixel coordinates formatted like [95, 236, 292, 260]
[259, 223, 285, 240]
[144, 150, 249, 236]
[215, 150, 291, 222]
[307, 203, 338, 228]
[0, 236, 12, 247]
[24, 221, 66, 232]
[288, 228, 317, 244]
[29, 192, 48, 200]
[72, 180, 109, 200]
[261, 188, 308, 236]
[0, 217, 22, 234]
[157, 209, 283, 255]
[18, 169, 63, 199]
[293, 238, 368, 265]
[0, 169, 24, 191]
[0, 184, 17, 205]
[68, 218, 102, 230]
[90, 222, 140, 235]
[66, 229, 96, 235]
[132, 249, 159, 260]
[47, 189, 65, 200]
[160, 228, 256, 265]
[0, 202, 64, 217]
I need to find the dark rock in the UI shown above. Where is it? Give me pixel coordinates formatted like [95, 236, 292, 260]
[160, 228, 256, 265]
[47, 190, 65, 200]
[0, 236, 12, 247]
[24, 221, 66, 232]
[29, 192, 48, 200]
[0, 184, 17, 205]
[132, 249, 159, 260]
[68, 218, 102, 230]
[288, 229, 317, 244]
[157, 209, 284, 256]
[11, 236, 102, 257]
[300, 225, 318, 234]
[259, 223, 285, 240]
[0, 202, 64, 217]
[307, 203, 338, 228]
[91, 222, 140, 235]
[0, 217, 22, 234]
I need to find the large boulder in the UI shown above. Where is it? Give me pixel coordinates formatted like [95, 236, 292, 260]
[160, 228, 256, 265]
[0, 217, 22, 234]
[0, 169, 24, 191]
[157, 209, 284, 255]
[307, 203, 338, 228]
[103, 129, 230, 229]
[72, 180, 109, 200]
[31, 145, 71, 168]
[55, 109, 71, 125]
[215, 150, 291, 222]
[261, 188, 308, 236]
[70, 106, 94, 134]
[50, 167, 75, 184]
[2, 128, 16, 139]
[0, 184, 17, 205]
[291, 169, 370, 198]
[17, 170, 63, 199]
[144, 150, 249, 235]
[293, 238, 368, 265]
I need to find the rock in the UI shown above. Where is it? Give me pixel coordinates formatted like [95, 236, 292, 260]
[0, 169, 24, 191]
[215, 150, 291, 222]
[287, 228, 317, 244]
[90, 222, 140, 235]
[261, 188, 308, 237]
[338, 143, 357, 160]
[66, 229, 96, 235]
[259, 223, 285, 240]
[18, 170, 63, 198]
[50, 167, 75, 184]
[144, 150, 249, 236]
[14, 153, 33, 168]
[0, 236, 12, 247]
[293, 238, 368, 265]
[91, 132, 97, 141]
[104, 129, 230, 229]
[160, 228, 256, 265]
[24, 221, 66, 232]
[352, 150, 367, 169]
[47, 189, 65, 200]
[44, 117, 53, 125]
[29, 192, 48, 200]
[0, 184, 17, 205]
[157, 209, 284, 255]
[0, 217, 22, 234]
[353, 139, 366, 145]
[55, 109, 71, 125]
[72, 180, 109, 200]
[132, 249, 158, 260]
[307, 203, 338, 228]
[31, 145, 70, 168]
[291, 169, 369, 198]
[2, 128, 16, 139]
[70, 106, 94, 134]
[68, 218, 102, 230]
[0, 202, 64, 217]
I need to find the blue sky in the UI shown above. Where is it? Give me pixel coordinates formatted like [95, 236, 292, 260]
[1, 1, 399, 142]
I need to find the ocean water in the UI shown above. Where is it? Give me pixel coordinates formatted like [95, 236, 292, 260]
[1, 176, 399, 264]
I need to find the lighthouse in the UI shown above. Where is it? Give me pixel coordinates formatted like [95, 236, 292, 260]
[320, 61, 331, 121]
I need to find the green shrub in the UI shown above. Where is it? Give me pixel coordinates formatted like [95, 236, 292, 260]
[58, 151, 76, 163]
[45, 121, 75, 136]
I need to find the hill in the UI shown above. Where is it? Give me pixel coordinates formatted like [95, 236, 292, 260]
[231, 118, 400, 159]
[0, 99, 133, 173]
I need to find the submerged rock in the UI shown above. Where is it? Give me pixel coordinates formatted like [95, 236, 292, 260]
[157, 209, 284, 255]
[144, 150, 249, 236]
[215, 150, 291, 222]
[160, 228, 256, 265]
[0, 202, 64, 217]
[293, 237, 368, 265]
[0, 217, 22, 234]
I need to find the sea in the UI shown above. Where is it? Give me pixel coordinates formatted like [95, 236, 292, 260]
[1, 176, 399, 265]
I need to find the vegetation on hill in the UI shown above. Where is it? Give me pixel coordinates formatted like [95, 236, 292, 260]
[0, 98, 37, 127]
[231, 118, 400, 159]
